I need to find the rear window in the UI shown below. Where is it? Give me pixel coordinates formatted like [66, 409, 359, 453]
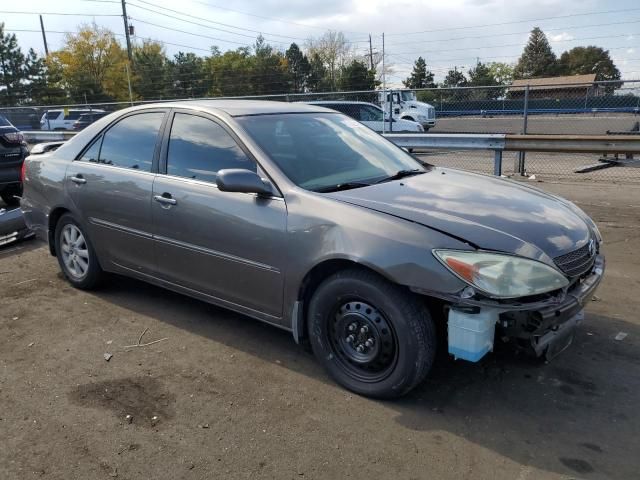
[44, 111, 61, 120]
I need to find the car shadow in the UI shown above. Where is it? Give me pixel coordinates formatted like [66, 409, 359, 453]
[90, 275, 639, 479]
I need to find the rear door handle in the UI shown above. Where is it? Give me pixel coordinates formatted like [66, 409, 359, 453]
[70, 175, 86, 185]
[154, 194, 177, 206]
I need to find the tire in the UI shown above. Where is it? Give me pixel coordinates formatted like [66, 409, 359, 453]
[1, 186, 22, 206]
[307, 268, 436, 398]
[54, 213, 103, 289]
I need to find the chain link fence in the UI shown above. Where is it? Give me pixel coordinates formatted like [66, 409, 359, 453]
[2, 79, 639, 183]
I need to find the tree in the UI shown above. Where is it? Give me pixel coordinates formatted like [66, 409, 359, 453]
[403, 56, 435, 89]
[487, 62, 514, 85]
[514, 27, 558, 79]
[252, 35, 288, 95]
[207, 47, 254, 97]
[558, 46, 621, 84]
[339, 60, 377, 91]
[0, 23, 27, 105]
[306, 31, 353, 90]
[133, 41, 170, 100]
[285, 43, 310, 93]
[442, 68, 467, 88]
[52, 23, 129, 102]
[170, 51, 208, 98]
[467, 61, 502, 100]
[306, 52, 329, 92]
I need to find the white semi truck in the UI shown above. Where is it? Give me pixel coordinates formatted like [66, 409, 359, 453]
[378, 90, 436, 131]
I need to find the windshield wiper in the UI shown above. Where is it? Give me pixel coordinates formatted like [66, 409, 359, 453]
[313, 182, 372, 193]
[375, 169, 425, 184]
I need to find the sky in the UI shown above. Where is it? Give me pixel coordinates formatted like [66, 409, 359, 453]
[3, 0, 640, 86]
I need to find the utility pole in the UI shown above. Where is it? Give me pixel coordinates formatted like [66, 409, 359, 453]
[369, 34, 374, 70]
[121, 0, 133, 63]
[39, 15, 49, 56]
[382, 32, 386, 134]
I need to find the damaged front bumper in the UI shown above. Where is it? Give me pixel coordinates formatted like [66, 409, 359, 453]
[0, 207, 33, 247]
[417, 255, 605, 361]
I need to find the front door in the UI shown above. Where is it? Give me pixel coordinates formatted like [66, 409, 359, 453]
[152, 111, 287, 319]
[66, 110, 167, 275]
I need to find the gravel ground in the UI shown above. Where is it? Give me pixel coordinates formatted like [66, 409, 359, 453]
[1, 181, 639, 480]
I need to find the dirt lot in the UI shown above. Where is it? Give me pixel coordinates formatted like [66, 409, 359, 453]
[1, 181, 639, 480]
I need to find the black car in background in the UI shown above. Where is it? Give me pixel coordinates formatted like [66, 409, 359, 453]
[0, 115, 28, 206]
[72, 111, 110, 131]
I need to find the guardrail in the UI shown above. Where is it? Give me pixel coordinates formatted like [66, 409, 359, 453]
[22, 130, 77, 144]
[385, 133, 640, 175]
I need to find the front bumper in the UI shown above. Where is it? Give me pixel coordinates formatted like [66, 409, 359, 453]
[498, 255, 605, 358]
[0, 207, 32, 246]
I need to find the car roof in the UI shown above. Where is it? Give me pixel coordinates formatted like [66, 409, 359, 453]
[305, 100, 378, 106]
[126, 99, 336, 117]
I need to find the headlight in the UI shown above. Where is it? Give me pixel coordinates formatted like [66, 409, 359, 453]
[434, 250, 569, 298]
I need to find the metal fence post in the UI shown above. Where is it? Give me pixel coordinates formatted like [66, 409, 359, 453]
[388, 90, 393, 132]
[493, 150, 503, 176]
[516, 84, 530, 175]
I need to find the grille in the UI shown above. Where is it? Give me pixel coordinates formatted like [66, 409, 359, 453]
[554, 241, 596, 277]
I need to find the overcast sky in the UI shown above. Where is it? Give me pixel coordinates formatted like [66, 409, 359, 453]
[4, 0, 640, 85]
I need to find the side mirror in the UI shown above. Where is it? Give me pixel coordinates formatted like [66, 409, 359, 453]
[216, 169, 273, 196]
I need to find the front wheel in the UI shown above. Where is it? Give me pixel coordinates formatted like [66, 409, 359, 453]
[54, 214, 103, 289]
[307, 268, 436, 398]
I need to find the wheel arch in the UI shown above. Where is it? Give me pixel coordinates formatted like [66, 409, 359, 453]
[48, 206, 71, 256]
[293, 257, 398, 344]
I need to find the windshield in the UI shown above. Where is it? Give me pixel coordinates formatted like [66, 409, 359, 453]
[237, 113, 424, 192]
[401, 91, 416, 101]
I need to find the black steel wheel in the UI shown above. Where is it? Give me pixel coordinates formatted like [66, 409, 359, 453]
[308, 268, 436, 398]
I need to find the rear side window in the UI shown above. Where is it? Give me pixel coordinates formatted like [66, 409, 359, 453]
[44, 111, 61, 120]
[65, 111, 84, 120]
[97, 112, 164, 171]
[166, 113, 255, 182]
[79, 137, 101, 163]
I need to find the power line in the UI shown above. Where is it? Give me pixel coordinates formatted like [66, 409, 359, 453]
[387, 32, 640, 57]
[386, 7, 640, 36]
[128, 0, 307, 42]
[385, 19, 640, 47]
[130, 17, 258, 46]
[182, 0, 369, 36]
[0, 10, 120, 17]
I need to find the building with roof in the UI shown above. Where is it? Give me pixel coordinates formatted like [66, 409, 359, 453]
[509, 74, 600, 99]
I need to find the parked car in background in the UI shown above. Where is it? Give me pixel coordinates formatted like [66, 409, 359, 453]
[305, 101, 424, 133]
[40, 109, 106, 131]
[0, 115, 28, 206]
[1, 107, 41, 130]
[73, 111, 111, 131]
[22, 101, 604, 398]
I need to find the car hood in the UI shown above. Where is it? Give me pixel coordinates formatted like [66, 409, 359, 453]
[325, 168, 592, 264]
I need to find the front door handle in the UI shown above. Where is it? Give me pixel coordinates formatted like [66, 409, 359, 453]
[70, 175, 86, 185]
[154, 194, 177, 206]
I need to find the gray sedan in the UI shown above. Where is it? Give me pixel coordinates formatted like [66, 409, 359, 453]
[21, 101, 604, 398]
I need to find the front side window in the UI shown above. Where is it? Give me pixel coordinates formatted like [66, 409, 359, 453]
[237, 113, 424, 192]
[359, 105, 384, 122]
[98, 112, 164, 171]
[166, 113, 255, 183]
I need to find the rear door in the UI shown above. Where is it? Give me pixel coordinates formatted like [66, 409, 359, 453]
[62, 110, 84, 130]
[152, 110, 287, 318]
[358, 105, 384, 132]
[66, 109, 168, 274]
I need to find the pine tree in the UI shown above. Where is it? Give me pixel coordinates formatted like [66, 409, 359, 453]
[403, 56, 435, 89]
[0, 23, 27, 105]
[285, 43, 310, 93]
[514, 27, 558, 79]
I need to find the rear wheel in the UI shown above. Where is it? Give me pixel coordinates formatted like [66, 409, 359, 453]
[307, 268, 436, 398]
[54, 214, 103, 289]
